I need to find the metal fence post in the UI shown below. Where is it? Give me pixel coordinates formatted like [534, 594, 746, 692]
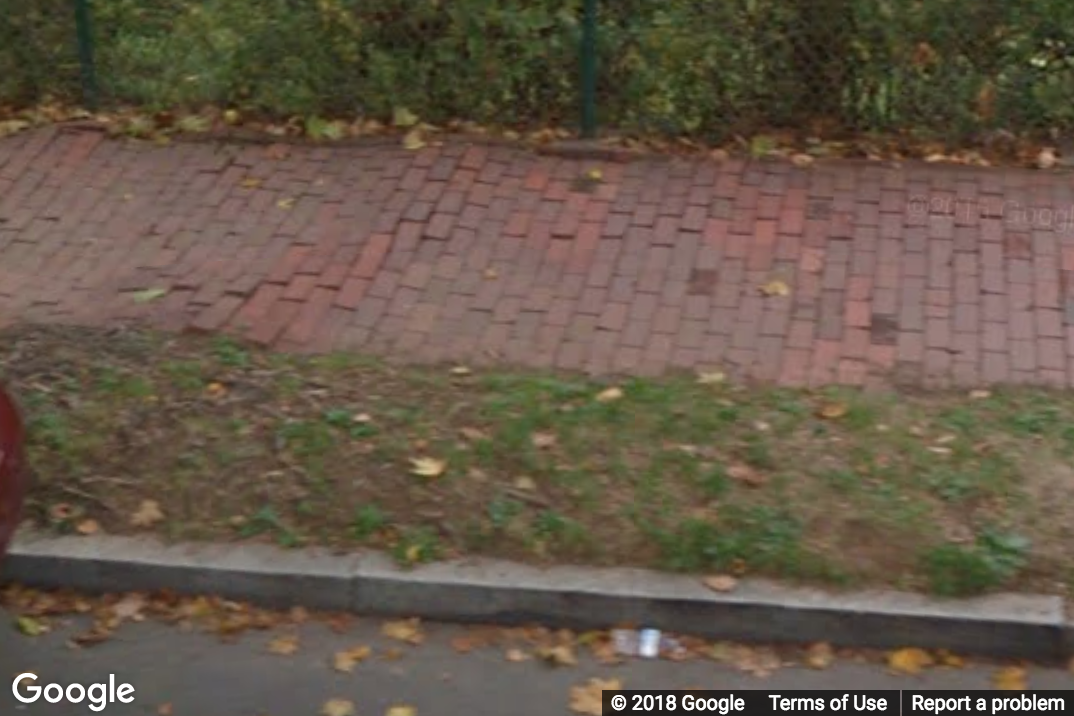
[580, 0, 598, 138]
[74, 0, 99, 111]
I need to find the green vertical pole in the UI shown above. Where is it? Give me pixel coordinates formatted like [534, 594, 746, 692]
[580, 0, 598, 139]
[74, 0, 99, 111]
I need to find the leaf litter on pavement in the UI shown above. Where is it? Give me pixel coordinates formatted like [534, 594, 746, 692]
[4, 324, 1074, 597]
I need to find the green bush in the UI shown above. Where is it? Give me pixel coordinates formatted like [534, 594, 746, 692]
[4, 0, 1074, 140]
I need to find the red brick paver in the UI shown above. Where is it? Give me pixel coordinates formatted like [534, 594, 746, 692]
[2, 124, 1074, 389]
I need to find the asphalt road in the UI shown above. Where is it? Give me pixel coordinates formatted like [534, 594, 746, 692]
[1, 608, 1071, 715]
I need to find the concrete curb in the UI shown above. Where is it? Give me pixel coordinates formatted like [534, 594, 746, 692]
[2, 532, 1070, 663]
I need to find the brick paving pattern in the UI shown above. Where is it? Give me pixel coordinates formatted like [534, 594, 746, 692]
[2, 124, 1074, 389]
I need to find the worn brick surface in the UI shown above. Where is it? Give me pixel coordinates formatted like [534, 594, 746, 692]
[2, 125, 1073, 388]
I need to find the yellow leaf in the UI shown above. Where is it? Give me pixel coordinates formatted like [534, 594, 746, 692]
[936, 649, 965, 668]
[130, 500, 165, 528]
[587, 168, 603, 181]
[333, 646, 372, 672]
[409, 457, 446, 478]
[791, 153, 814, 168]
[393, 107, 419, 128]
[322, 699, 355, 716]
[483, 268, 499, 280]
[267, 633, 299, 655]
[132, 287, 169, 304]
[15, 616, 48, 637]
[386, 706, 416, 716]
[759, 280, 790, 297]
[223, 109, 241, 125]
[696, 371, 726, 385]
[817, 402, 849, 420]
[993, 666, 1027, 690]
[277, 198, 295, 210]
[969, 390, 992, 400]
[595, 386, 624, 403]
[404, 544, 422, 563]
[76, 519, 100, 536]
[402, 129, 426, 151]
[531, 432, 557, 449]
[206, 382, 228, 398]
[887, 647, 934, 675]
[449, 366, 472, 376]
[804, 642, 834, 670]
[537, 644, 577, 667]
[382, 618, 424, 645]
[505, 648, 531, 662]
[240, 178, 262, 188]
[703, 575, 738, 593]
[570, 678, 621, 715]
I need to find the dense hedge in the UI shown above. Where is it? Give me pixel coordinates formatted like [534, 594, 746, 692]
[3, 0, 1074, 141]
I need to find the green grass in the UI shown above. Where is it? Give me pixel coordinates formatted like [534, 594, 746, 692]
[4, 324, 1072, 597]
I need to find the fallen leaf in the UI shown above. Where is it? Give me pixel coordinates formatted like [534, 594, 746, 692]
[382, 618, 424, 645]
[531, 432, 557, 449]
[696, 371, 726, 385]
[936, 649, 964, 668]
[505, 648, 531, 662]
[132, 287, 168, 304]
[409, 457, 446, 478]
[817, 402, 849, 420]
[277, 198, 295, 210]
[206, 382, 228, 398]
[322, 699, 355, 716]
[240, 177, 262, 188]
[458, 427, 488, 442]
[130, 500, 165, 528]
[403, 129, 426, 151]
[393, 107, 419, 128]
[483, 268, 499, 280]
[887, 647, 934, 675]
[386, 707, 416, 716]
[570, 678, 621, 715]
[537, 644, 577, 667]
[514, 476, 537, 491]
[1036, 147, 1058, 170]
[449, 366, 472, 376]
[111, 593, 146, 622]
[267, 633, 299, 655]
[76, 519, 100, 536]
[587, 168, 603, 181]
[759, 279, 790, 297]
[805, 642, 834, 669]
[15, 616, 48, 637]
[223, 109, 241, 125]
[727, 462, 765, 487]
[791, 153, 814, 168]
[924, 153, 947, 163]
[595, 386, 624, 403]
[969, 390, 992, 400]
[703, 575, 738, 593]
[333, 645, 372, 672]
[993, 666, 1027, 690]
[710, 148, 730, 163]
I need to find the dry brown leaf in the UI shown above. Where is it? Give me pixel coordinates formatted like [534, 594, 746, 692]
[537, 644, 577, 667]
[450, 365, 472, 376]
[805, 642, 834, 669]
[595, 386, 624, 403]
[458, 427, 487, 442]
[735, 645, 781, 678]
[569, 678, 621, 715]
[386, 707, 417, 716]
[382, 618, 424, 645]
[267, 633, 299, 656]
[1037, 147, 1058, 170]
[277, 198, 295, 210]
[969, 390, 991, 400]
[993, 666, 1027, 690]
[111, 594, 147, 622]
[727, 462, 766, 488]
[936, 649, 964, 668]
[409, 457, 446, 478]
[887, 647, 934, 675]
[130, 500, 165, 528]
[710, 149, 730, 163]
[531, 432, 557, 449]
[696, 371, 726, 385]
[75, 519, 100, 536]
[759, 279, 790, 297]
[240, 177, 262, 189]
[322, 699, 356, 716]
[403, 129, 426, 151]
[791, 153, 814, 168]
[333, 645, 372, 672]
[505, 648, 531, 663]
[703, 575, 738, 593]
[817, 402, 849, 420]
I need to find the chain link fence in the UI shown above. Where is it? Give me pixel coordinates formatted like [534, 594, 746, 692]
[3, 0, 1074, 143]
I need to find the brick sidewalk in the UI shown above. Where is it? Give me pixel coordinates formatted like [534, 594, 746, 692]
[2, 124, 1073, 389]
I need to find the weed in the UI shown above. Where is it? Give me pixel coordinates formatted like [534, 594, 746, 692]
[212, 337, 250, 368]
[921, 529, 1030, 596]
[392, 527, 441, 565]
[351, 504, 388, 540]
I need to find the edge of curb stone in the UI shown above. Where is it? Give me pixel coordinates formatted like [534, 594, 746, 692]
[2, 532, 1070, 663]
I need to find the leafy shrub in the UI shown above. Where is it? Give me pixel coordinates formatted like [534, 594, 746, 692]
[5, 0, 1074, 140]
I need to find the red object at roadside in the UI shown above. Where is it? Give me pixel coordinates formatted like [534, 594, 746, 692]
[0, 383, 27, 560]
